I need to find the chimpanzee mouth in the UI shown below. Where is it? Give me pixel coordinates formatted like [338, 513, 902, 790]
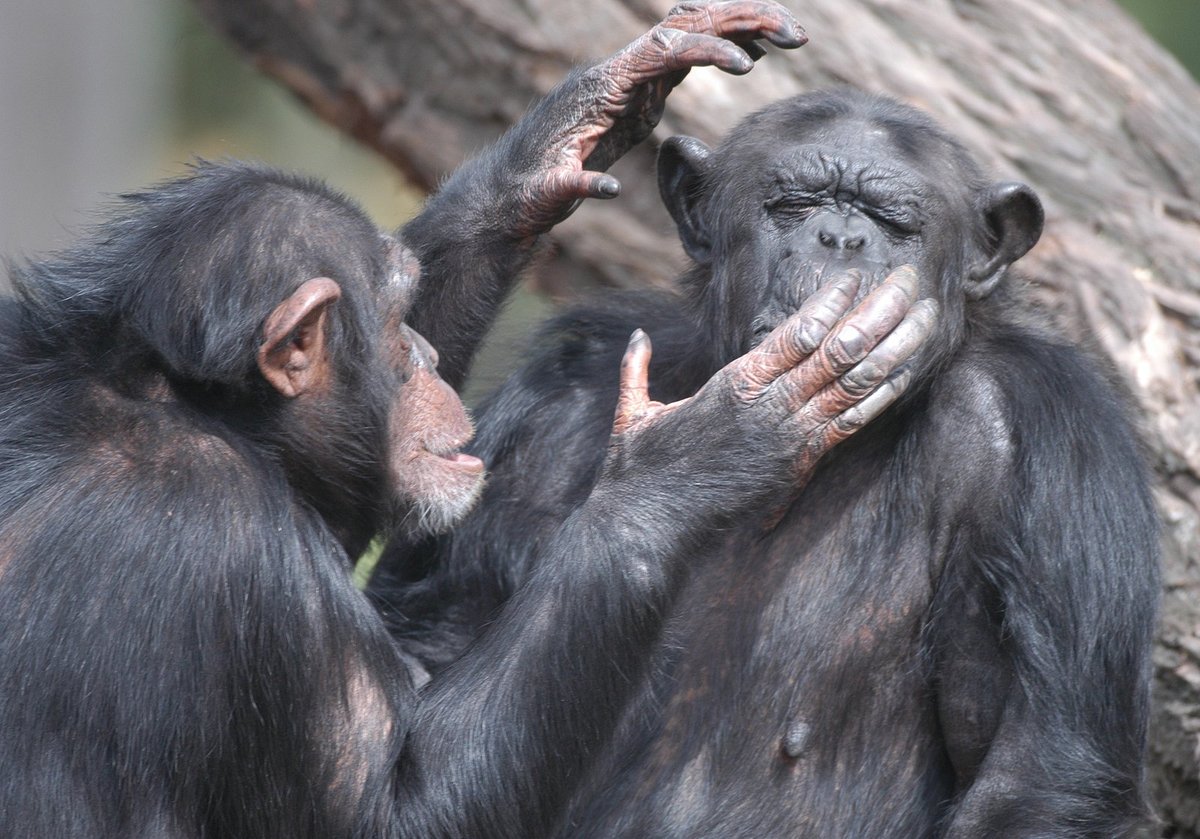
[750, 263, 891, 347]
[439, 451, 485, 473]
[423, 439, 485, 473]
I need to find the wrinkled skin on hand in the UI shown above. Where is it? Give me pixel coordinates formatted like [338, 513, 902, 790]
[507, 1, 806, 236]
[609, 267, 938, 485]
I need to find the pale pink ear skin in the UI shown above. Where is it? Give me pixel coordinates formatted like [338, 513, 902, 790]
[256, 278, 343, 399]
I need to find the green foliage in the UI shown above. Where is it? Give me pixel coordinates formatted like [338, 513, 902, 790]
[354, 537, 388, 590]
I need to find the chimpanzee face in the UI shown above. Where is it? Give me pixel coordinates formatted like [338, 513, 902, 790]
[658, 93, 1042, 361]
[377, 237, 485, 537]
[742, 117, 961, 345]
[255, 231, 484, 545]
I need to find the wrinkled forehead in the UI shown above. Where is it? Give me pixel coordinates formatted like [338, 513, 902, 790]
[715, 96, 974, 182]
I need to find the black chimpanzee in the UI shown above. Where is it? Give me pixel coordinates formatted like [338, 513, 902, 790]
[371, 90, 1162, 836]
[0, 7, 945, 837]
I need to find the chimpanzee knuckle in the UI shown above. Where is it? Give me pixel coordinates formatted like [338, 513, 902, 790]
[578, 62, 629, 112]
[822, 323, 870, 371]
[794, 320, 827, 355]
[651, 26, 682, 52]
[840, 360, 884, 396]
[861, 300, 937, 373]
[837, 367, 912, 433]
[665, 2, 709, 28]
[671, 1, 801, 45]
[757, 319, 808, 369]
[784, 365, 827, 406]
[827, 411, 862, 444]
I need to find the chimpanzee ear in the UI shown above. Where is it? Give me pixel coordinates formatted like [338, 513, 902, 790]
[257, 277, 342, 398]
[965, 182, 1044, 300]
[658, 136, 714, 265]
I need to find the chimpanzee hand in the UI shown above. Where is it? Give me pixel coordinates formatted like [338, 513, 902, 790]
[606, 267, 937, 496]
[504, 1, 805, 237]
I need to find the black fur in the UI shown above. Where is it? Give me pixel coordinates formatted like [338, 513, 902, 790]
[372, 91, 1161, 837]
[0, 149, 814, 837]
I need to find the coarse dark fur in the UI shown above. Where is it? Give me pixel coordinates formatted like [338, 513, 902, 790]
[0, 154, 807, 838]
[371, 90, 1161, 837]
[0, 11, 831, 833]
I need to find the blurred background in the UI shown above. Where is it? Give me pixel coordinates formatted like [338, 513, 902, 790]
[2, 0, 1195, 264]
[5, 0, 1192, 399]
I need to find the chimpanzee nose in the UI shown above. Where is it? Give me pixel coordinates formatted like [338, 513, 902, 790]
[817, 215, 867, 252]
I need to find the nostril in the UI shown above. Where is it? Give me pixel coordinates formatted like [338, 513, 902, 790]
[819, 229, 866, 251]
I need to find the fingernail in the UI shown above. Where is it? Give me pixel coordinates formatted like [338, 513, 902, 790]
[781, 21, 807, 47]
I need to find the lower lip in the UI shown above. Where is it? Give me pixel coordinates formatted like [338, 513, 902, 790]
[439, 451, 485, 474]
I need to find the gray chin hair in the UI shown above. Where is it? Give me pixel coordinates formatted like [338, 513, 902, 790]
[395, 474, 486, 539]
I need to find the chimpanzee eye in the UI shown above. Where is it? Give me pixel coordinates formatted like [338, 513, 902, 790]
[764, 196, 818, 223]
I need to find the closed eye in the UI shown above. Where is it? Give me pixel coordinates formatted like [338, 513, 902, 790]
[764, 196, 819, 222]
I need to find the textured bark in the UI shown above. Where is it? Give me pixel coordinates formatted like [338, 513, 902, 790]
[194, 0, 1200, 832]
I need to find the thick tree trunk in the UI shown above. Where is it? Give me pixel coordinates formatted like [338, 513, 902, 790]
[195, 0, 1200, 832]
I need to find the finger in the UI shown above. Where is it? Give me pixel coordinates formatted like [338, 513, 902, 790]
[823, 364, 915, 448]
[815, 265, 920, 376]
[802, 297, 938, 417]
[541, 168, 623, 203]
[665, 1, 807, 49]
[632, 29, 755, 78]
[731, 272, 863, 392]
[797, 362, 916, 474]
[613, 329, 654, 435]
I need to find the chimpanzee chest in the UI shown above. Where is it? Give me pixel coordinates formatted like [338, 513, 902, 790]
[562, 484, 956, 838]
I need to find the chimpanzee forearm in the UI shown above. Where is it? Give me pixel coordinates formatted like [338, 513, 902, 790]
[400, 156, 539, 390]
[395, 489, 704, 838]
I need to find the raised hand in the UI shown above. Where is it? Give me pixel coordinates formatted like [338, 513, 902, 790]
[399, 2, 804, 387]
[505, 1, 806, 236]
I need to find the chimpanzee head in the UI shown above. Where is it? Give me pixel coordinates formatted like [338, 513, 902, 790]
[14, 162, 483, 555]
[658, 90, 1044, 364]
[250, 211, 487, 550]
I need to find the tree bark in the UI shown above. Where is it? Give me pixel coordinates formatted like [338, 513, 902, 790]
[194, 0, 1200, 832]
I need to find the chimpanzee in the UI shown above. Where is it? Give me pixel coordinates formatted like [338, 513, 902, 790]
[371, 90, 1162, 836]
[0, 7, 946, 837]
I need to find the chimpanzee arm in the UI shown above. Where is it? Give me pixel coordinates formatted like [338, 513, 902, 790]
[400, 2, 806, 388]
[933, 341, 1160, 838]
[394, 272, 936, 838]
